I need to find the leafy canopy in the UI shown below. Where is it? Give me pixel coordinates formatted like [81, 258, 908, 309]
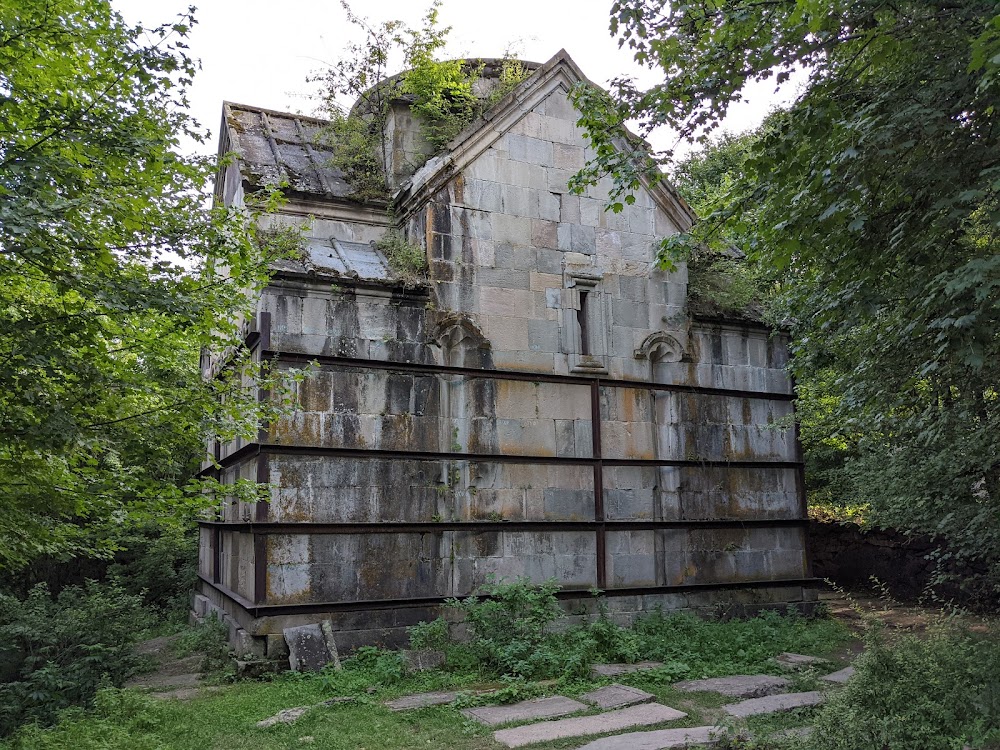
[574, 1, 1000, 590]
[0, 0, 296, 568]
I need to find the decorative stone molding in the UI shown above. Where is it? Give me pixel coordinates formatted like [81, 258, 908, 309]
[634, 331, 684, 363]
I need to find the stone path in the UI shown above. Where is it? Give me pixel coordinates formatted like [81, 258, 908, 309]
[575, 726, 721, 749]
[493, 703, 688, 748]
[581, 684, 655, 710]
[673, 675, 790, 699]
[462, 696, 587, 726]
[384, 691, 465, 711]
[774, 652, 828, 670]
[819, 666, 856, 684]
[591, 661, 663, 678]
[722, 691, 825, 718]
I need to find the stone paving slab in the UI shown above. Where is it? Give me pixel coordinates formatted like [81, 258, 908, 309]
[819, 666, 856, 684]
[581, 684, 655, 710]
[673, 675, 790, 699]
[591, 661, 664, 678]
[384, 691, 463, 711]
[493, 703, 688, 748]
[722, 691, 825, 718]
[462, 696, 587, 726]
[774, 653, 827, 670]
[574, 725, 721, 750]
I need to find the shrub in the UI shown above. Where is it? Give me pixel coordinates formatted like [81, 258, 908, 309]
[807, 622, 1000, 750]
[106, 525, 198, 619]
[0, 581, 150, 735]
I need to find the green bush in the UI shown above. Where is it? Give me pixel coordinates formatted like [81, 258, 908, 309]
[0, 581, 150, 735]
[106, 525, 198, 619]
[808, 622, 1000, 750]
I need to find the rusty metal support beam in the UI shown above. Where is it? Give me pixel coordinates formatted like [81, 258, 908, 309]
[197, 572, 822, 619]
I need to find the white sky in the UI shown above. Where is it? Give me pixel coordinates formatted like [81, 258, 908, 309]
[113, 0, 795, 163]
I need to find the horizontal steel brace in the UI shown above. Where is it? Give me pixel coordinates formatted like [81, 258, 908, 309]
[265, 350, 796, 401]
[199, 518, 809, 534]
[197, 573, 822, 619]
[202, 441, 803, 476]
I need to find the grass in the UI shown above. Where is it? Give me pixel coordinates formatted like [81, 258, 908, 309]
[1, 610, 851, 750]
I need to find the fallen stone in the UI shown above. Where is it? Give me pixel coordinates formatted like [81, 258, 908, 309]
[401, 649, 445, 673]
[722, 691, 825, 718]
[673, 675, 791, 699]
[462, 695, 587, 726]
[774, 653, 827, 670]
[591, 661, 664, 678]
[283, 621, 340, 672]
[575, 725, 722, 750]
[493, 703, 687, 748]
[581, 683, 656, 710]
[819, 666, 856, 684]
[257, 706, 311, 728]
[384, 691, 463, 711]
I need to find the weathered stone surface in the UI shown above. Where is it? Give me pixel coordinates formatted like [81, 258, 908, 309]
[575, 725, 721, 750]
[492, 703, 687, 748]
[819, 666, 856, 684]
[236, 659, 281, 679]
[722, 691, 825, 718]
[461, 695, 587, 726]
[401, 649, 445, 673]
[591, 661, 664, 678]
[581, 683, 656, 710]
[774, 653, 827, 670]
[284, 621, 340, 672]
[257, 706, 311, 728]
[384, 691, 462, 711]
[673, 675, 791, 699]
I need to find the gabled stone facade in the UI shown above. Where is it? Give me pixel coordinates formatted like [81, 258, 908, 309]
[195, 51, 815, 659]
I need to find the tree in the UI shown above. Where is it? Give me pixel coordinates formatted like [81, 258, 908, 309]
[574, 1, 1000, 594]
[0, 0, 294, 569]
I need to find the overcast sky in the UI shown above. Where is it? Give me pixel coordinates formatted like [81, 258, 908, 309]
[112, 0, 794, 162]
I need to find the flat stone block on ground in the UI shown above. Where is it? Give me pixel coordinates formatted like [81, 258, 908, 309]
[819, 666, 856, 684]
[575, 725, 721, 750]
[774, 653, 827, 670]
[722, 691, 825, 718]
[591, 661, 663, 678]
[283, 621, 340, 672]
[493, 703, 687, 748]
[673, 675, 790, 699]
[581, 683, 656, 710]
[462, 695, 587, 726]
[384, 691, 462, 711]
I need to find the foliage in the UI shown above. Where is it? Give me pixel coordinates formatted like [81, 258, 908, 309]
[171, 618, 231, 674]
[0, 0, 301, 569]
[314, 2, 531, 195]
[575, 0, 1000, 590]
[808, 622, 1000, 750]
[376, 230, 429, 284]
[0, 582, 149, 735]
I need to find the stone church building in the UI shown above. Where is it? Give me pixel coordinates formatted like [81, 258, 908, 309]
[193, 51, 816, 659]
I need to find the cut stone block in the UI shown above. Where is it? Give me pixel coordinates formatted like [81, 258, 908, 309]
[722, 691, 825, 718]
[673, 675, 791, 699]
[384, 691, 462, 711]
[591, 660, 664, 678]
[581, 683, 656, 710]
[575, 725, 722, 750]
[492, 703, 687, 748]
[401, 649, 445, 673]
[283, 621, 340, 672]
[819, 666, 856, 684]
[774, 653, 827, 670]
[462, 695, 587, 726]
